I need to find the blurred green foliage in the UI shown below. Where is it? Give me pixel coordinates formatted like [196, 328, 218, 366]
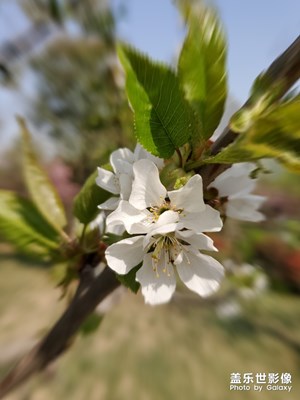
[24, 0, 133, 182]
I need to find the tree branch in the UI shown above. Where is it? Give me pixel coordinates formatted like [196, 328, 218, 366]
[200, 35, 300, 188]
[0, 266, 120, 399]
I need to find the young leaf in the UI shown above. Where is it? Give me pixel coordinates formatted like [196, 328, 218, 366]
[18, 118, 67, 233]
[230, 92, 277, 133]
[0, 191, 59, 256]
[178, 4, 227, 141]
[80, 313, 103, 336]
[118, 44, 193, 158]
[202, 99, 300, 172]
[116, 264, 141, 294]
[73, 169, 110, 224]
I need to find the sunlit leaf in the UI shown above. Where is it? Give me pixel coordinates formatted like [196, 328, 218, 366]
[118, 44, 194, 158]
[230, 93, 277, 133]
[249, 69, 285, 104]
[178, 4, 227, 141]
[0, 190, 59, 256]
[18, 117, 67, 233]
[202, 99, 300, 172]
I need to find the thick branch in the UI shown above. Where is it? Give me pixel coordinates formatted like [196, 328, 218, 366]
[0, 267, 120, 399]
[200, 35, 300, 188]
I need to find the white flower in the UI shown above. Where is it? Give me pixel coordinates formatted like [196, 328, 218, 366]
[105, 159, 224, 305]
[96, 144, 164, 211]
[208, 163, 266, 222]
[89, 211, 124, 236]
[89, 211, 106, 232]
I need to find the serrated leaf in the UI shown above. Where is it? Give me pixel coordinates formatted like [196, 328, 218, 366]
[118, 44, 193, 158]
[117, 264, 141, 294]
[202, 100, 300, 172]
[73, 169, 110, 224]
[0, 191, 59, 256]
[19, 118, 67, 233]
[178, 4, 227, 141]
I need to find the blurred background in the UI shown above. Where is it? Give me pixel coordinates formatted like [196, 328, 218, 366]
[0, 0, 300, 399]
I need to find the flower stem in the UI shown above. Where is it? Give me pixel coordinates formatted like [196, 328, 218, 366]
[79, 224, 88, 246]
[175, 148, 184, 168]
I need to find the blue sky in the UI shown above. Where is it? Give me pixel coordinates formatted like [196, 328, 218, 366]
[1, 0, 299, 101]
[112, 0, 300, 102]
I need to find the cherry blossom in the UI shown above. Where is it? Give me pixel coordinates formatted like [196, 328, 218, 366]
[96, 144, 163, 211]
[105, 159, 224, 305]
[208, 163, 265, 222]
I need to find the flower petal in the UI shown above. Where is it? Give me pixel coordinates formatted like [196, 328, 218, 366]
[96, 167, 120, 195]
[155, 209, 179, 227]
[106, 200, 151, 234]
[209, 163, 256, 197]
[130, 159, 166, 210]
[105, 236, 144, 274]
[176, 251, 224, 297]
[134, 143, 164, 169]
[179, 205, 222, 233]
[119, 173, 133, 201]
[168, 174, 205, 212]
[226, 194, 265, 222]
[143, 210, 179, 249]
[110, 148, 134, 174]
[98, 197, 120, 211]
[136, 252, 176, 305]
[89, 212, 105, 232]
[106, 223, 125, 236]
[148, 222, 178, 238]
[176, 230, 218, 251]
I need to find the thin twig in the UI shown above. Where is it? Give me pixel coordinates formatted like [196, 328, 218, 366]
[175, 148, 184, 168]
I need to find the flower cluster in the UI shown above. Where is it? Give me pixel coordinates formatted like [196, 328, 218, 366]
[103, 159, 224, 305]
[96, 147, 265, 305]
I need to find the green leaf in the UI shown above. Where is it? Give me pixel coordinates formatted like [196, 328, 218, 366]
[73, 169, 110, 224]
[19, 118, 67, 233]
[0, 191, 59, 256]
[117, 264, 141, 294]
[80, 313, 103, 336]
[202, 100, 300, 172]
[249, 69, 285, 105]
[48, 0, 63, 25]
[201, 141, 257, 165]
[118, 44, 193, 158]
[178, 4, 227, 141]
[229, 93, 276, 133]
[103, 232, 124, 246]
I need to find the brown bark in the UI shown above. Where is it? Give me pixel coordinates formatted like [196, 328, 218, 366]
[0, 267, 120, 399]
